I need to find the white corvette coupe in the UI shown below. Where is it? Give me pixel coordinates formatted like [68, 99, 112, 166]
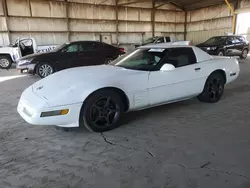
[17, 44, 240, 132]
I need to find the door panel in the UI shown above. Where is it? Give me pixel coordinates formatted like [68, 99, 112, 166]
[149, 64, 205, 105]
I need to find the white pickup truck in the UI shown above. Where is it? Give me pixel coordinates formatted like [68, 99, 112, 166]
[135, 36, 192, 48]
[0, 38, 57, 69]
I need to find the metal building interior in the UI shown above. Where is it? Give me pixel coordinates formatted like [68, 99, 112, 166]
[1, 0, 250, 188]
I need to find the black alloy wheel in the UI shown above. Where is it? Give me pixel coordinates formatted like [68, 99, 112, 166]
[80, 90, 124, 132]
[198, 72, 225, 103]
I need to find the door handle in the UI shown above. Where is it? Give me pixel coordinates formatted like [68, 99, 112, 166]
[195, 68, 201, 71]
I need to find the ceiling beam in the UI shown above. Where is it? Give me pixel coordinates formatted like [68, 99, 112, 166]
[171, 0, 185, 10]
[118, 0, 150, 6]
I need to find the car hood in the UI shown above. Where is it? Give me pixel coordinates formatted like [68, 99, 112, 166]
[19, 52, 53, 60]
[32, 65, 144, 101]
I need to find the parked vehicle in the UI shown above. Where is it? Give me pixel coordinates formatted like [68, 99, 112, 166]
[197, 35, 249, 59]
[17, 44, 239, 132]
[0, 38, 57, 69]
[135, 36, 191, 47]
[16, 41, 125, 78]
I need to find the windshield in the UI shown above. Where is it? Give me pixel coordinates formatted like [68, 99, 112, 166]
[110, 48, 168, 71]
[203, 36, 227, 45]
[143, 37, 157, 45]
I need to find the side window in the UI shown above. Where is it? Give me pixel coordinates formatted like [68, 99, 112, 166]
[63, 44, 78, 53]
[226, 37, 233, 44]
[79, 42, 102, 51]
[166, 48, 197, 68]
[165, 37, 171, 42]
[232, 37, 241, 44]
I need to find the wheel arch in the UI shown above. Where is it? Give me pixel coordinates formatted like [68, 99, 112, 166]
[209, 69, 227, 84]
[0, 54, 13, 62]
[83, 87, 130, 112]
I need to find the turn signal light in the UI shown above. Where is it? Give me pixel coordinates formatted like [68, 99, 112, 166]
[41, 109, 69, 117]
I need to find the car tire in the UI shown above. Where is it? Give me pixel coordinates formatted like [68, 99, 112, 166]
[218, 50, 224, 56]
[0, 56, 12, 69]
[198, 72, 225, 103]
[36, 63, 54, 78]
[105, 58, 114, 64]
[240, 49, 248, 59]
[79, 89, 124, 132]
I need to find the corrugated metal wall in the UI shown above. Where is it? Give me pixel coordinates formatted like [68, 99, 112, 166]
[186, 4, 233, 45]
[0, 0, 184, 51]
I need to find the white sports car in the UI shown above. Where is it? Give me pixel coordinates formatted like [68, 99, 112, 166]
[17, 44, 240, 132]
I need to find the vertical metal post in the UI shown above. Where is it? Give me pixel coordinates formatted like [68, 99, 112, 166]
[115, 0, 119, 46]
[65, 0, 70, 41]
[151, 0, 155, 37]
[232, 0, 239, 34]
[2, 0, 10, 43]
[27, 0, 32, 17]
[184, 11, 187, 40]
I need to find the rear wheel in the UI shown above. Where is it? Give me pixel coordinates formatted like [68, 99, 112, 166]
[0, 56, 12, 69]
[218, 50, 224, 56]
[240, 49, 248, 59]
[37, 63, 54, 78]
[80, 90, 124, 132]
[198, 72, 225, 103]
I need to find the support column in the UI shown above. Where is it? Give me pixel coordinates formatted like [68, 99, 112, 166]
[232, 0, 239, 34]
[65, 0, 70, 41]
[184, 11, 187, 40]
[115, 0, 119, 46]
[2, 0, 10, 43]
[151, 0, 155, 37]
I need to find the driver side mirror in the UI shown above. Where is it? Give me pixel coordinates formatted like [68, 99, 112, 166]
[160, 63, 175, 72]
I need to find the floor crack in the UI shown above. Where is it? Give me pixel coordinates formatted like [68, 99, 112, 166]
[101, 133, 155, 158]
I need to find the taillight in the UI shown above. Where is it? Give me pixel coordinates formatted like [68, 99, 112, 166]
[188, 41, 192, 46]
[119, 48, 125, 53]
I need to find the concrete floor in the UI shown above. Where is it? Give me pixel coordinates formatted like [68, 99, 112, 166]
[1, 59, 250, 188]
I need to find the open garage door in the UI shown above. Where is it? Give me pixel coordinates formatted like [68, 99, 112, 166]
[236, 12, 250, 41]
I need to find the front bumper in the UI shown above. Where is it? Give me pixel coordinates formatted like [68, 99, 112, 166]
[16, 64, 36, 74]
[17, 88, 82, 128]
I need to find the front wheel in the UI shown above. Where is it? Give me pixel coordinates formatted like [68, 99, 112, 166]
[0, 56, 12, 69]
[240, 49, 248, 59]
[80, 90, 124, 132]
[37, 63, 54, 78]
[218, 50, 224, 56]
[198, 72, 225, 103]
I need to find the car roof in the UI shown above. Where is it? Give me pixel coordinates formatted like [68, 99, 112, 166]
[139, 43, 192, 49]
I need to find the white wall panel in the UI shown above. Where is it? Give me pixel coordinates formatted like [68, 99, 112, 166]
[31, 1, 66, 18]
[155, 10, 185, 23]
[69, 3, 116, 20]
[68, 0, 116, 5]
[118, 33, 143, 44]
[240, 0, 250, 8]
[0, 32, 9, 45]
[10, 32, 67, 45]
[119, 22, 151, 32]
[155, 23, 184, 32]
[8, 17, 67, 31]
[70, 33, 99, 41]
[187, 4, 232, 22]
[70, 20, 116, 32]
[7, 0, 30, 16]
[0, 17, 7, 31]
[0, 0, 4, 15]
[119, 0, 152, 8]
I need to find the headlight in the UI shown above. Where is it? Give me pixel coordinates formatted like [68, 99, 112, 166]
[18, 58, 34, 65]
[207, 47, 217, 50]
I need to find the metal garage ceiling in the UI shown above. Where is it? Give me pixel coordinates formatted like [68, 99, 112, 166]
[169, 0, 235, 10]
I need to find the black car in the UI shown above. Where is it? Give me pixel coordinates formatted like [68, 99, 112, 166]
[196, 35, 249, 59]
[16, 41, 125, 78]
